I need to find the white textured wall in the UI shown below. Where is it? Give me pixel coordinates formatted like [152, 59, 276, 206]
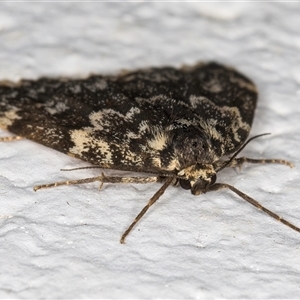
[1, 3, 300, 298]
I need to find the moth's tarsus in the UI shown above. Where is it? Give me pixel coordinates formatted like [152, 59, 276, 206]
[60, 166, 104, 172]
[33, 176, 104, 191]
[0, 135, 23, 142]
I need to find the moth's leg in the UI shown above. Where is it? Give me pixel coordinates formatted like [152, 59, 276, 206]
[120, 176, 174, 244]
[34, 173, 175, 243]
[33, 173, 160, 191]
[208, 183, 300, 234]
[226, 157, 293, 169]
[0, 136, 23, 142]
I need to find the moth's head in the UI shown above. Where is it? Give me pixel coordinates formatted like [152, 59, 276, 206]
[171, 120, 215, 168]
[177, 163, 216, 195]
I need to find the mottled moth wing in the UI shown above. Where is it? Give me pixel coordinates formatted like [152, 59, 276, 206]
[0, 62, 257, 175]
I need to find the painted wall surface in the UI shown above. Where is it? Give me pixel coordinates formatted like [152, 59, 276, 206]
[0, 3, 300, 298]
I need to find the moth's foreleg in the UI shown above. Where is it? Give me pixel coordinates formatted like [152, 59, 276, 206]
[208, 183, 300, 234]
[120, 176, 174, 244]
[33, 173, 160, 191]
[226, 157, 293, 169]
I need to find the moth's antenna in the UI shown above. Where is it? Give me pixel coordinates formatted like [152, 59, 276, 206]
[216, 133, 271, 172]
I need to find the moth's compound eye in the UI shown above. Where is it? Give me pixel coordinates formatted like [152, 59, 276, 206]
[179, 178, 191, 190]
[210, 174, 217, 185]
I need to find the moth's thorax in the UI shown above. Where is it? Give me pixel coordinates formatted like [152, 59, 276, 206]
[173, 132, 214, 166]
[169, 120, 216, 167]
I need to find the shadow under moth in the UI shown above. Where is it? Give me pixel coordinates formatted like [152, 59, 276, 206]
[0, 62, 298, 243]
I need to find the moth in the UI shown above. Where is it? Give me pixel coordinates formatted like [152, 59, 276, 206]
[0, 62, 298, 243]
